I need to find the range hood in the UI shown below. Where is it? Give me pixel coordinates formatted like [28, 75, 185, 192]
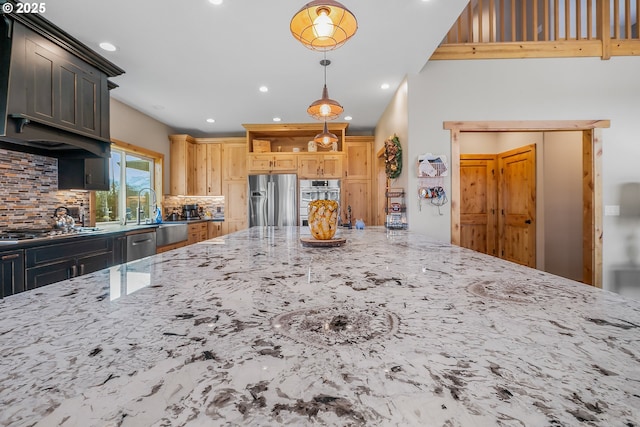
[0, 2, 125, 159]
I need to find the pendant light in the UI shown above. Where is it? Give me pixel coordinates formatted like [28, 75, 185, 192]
[290, 0, 358, 51]
[314, 120, 338, 147]
[307, 59, 343, 120]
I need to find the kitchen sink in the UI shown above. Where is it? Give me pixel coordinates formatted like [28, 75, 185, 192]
[156, 223, 188, 246]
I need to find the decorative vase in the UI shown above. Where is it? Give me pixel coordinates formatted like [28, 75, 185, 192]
[308, 199, 338, 240]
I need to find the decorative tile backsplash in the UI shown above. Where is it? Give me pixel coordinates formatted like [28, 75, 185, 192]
[162, 195, 225, 218]
[0, 149, 90, 230]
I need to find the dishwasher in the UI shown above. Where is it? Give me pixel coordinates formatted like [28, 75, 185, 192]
[126, 231, 157, 262]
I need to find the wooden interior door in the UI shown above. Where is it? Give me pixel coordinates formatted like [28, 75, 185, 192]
[460, 155, 498, 256]
[498, 144, 536, 267]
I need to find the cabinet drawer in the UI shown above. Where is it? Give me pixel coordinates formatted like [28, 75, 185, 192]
[26, 237, 113, 268]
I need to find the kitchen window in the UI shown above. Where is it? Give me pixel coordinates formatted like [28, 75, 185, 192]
[95, 147, 155, 224]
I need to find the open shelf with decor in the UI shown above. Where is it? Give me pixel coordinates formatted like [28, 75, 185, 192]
[243, 123, 348, 153]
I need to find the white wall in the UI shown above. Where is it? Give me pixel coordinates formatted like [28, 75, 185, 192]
[376, 79, 410, 199]
[397, 55, 640, 293]
[109, 99, 175, 193]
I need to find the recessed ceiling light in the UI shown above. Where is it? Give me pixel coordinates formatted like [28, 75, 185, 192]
[99, 42, 117, 52]
[259, 86, 269, 93]
[206, 118, 215, 123]
[344, 116, 353, 121]
[380, 83, 390, 90]
[209, 0, 223, 5]
[273, 117, 281, 122]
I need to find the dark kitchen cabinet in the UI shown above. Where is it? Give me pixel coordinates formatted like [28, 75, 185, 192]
[0, 13, 124, 159]
[58, 157, 109, 191]
[8, 22, 109, 141]
[112, 234, 127, 265]
[25, 236, 113, 289]
[1, 250, 25, 298]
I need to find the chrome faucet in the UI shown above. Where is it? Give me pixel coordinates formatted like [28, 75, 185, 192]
[137, 188, 157, 225]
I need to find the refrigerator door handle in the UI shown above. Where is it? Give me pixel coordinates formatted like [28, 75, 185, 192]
[267, 180, 275, 226]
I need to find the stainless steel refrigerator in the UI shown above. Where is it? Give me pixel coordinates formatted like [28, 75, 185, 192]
[248, 174, 297, 227]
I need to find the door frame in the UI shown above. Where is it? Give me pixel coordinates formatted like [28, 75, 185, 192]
[444, 120, 609, 287]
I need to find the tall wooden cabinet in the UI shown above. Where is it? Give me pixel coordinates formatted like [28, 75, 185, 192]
[221, 140, 248, 234]
[343, 136, 373, 226]
[169, 134, 197, 195]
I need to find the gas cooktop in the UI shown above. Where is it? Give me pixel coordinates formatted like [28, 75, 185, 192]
[0, 227, 101, 244]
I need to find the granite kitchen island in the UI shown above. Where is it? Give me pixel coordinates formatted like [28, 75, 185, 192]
[0, 227, 638, 426]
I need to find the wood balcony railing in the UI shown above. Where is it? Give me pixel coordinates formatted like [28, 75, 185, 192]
[431, 0, 639, 60]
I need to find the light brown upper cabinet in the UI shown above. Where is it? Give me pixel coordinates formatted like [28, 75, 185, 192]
[298, 153, 343, 179]
[247, 153, 298, 173]
[169, 134, 197, 195]
[344, 136, 372, 180]
[195, 143, 222, 196]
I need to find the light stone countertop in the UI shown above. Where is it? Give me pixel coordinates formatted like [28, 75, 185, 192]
[0, 226, 638, 426]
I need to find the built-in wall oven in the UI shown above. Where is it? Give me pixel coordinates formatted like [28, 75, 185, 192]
[299, 179, 340, 226]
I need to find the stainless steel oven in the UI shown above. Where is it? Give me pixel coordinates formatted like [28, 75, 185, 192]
[299, 179, 340, 226]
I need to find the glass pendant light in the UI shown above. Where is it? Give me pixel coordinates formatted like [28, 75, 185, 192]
[290, 0, 358, 51]
[307, 59, 343, 120]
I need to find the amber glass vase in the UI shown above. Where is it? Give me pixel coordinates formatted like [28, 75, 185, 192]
[308, 200, 339, 240]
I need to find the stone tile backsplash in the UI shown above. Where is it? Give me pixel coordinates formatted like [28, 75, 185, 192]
[0, 149, 90, 230]
[162, 195, 225, 218]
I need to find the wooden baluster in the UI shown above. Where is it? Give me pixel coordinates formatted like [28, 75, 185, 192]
[543, 0, 550, 40]
[587, 0, 593, 39]
[468, 2, 474, 43]
[554, 0, 560, 40]
[500, 0, 506, 42]
[577, 0, 583, 40]
[565, 0, 571, 39]
[489, 0, 495, 42]
[511, 0, 517, 41]
[614, 0, 620, 39]
[478, 0, 484, 42]
[533, 0, 539, 41]
[625, 0, 631, 39]
[521, 0, 527, 41]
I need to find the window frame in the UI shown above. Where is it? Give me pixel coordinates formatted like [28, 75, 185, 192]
[90, 139, 164, 225]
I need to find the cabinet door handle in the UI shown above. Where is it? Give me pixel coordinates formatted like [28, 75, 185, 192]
[1, 254, 19, 261]
[85, 173, 92, 184]
[79, 264, 85, 275]
[70, 265, 78, 278]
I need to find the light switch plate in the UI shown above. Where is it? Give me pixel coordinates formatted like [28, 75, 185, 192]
[604, 205, 620, 216]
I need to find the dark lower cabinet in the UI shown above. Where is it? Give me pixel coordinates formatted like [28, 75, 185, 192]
[1, 250, 25, 297]
[25, 236, 114, 290]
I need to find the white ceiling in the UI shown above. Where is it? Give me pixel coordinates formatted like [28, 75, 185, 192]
[42, 0, 468, 136]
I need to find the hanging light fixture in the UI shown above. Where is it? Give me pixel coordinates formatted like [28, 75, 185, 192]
[314, 120, 338, 147]
[307, 58, 343, 120]
[290, 0, 358, 51]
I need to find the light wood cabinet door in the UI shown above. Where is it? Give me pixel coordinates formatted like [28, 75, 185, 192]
[298, 154, 343, 178]
[272, 154, 297, 171]
[248, 154, 298, 173]
[192, 144, 222, 196]
[342, 180, 371, 226]
[247, 154, 274, 172]
[207, 221, 224, 238]
[298, 155, 322, 178]
[194, 144, 209, 195]
[223, 180, 248, 232]
[321, 154, 343, 178]
[223, 143, 247, 181]
[169, 135, 197, 195]
[345, 137, 372, 180]
[206, 144, 222, 195]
